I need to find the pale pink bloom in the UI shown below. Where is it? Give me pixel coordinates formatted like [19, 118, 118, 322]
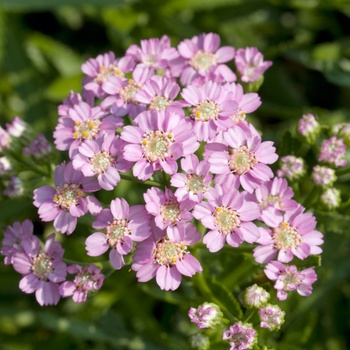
[59, 264, 104, 303]
[6, 116, 27, 137]
[0, 156, 11, 174]
[82, 52, 134, 98]
[235, 47, 272, 83]
[0, 126, 10, 151]
[254, 206, 324, 263]
[126, 35, 179, 73]
[132, 222, 202, 291]
[188, 302, 223, 329]
[277, 155, 305, 180]
[208, 123, 278, 193]
[175, 32, 236, 86]
[258, 304, 285, 331]
[264, 261, 317, 300]
[298, 113, 320, 144]
[242, 284, 270, 309]
[1, 220, 34, 265]
[12, 233, 67, 306]
[222, 322, 257, 350]
[181, 81, 238, 141]
[318, 136, 347, 167]
[320, 187, 341, 210]
[72, 134, 131, 191]
[102, 65, 153, 119]
[193, 185, 260, 252]
[121, 109, 199, 180]
[85, 198, 151, 270]
[58, 91, 87, 118]
[312, 165, 336, 187]
[144, 187, 194, 241]
[33, 162, 101, 235]
[223, 82, 261, 124]
[171, 154, 213, 203]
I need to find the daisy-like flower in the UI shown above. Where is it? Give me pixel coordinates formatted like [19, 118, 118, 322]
[102, 65, 154, 119]
[222, 322, 257, 350]
[72, 134, 131, 191]
[170, 154, 213, 203]
[208, 123, 278, 193]
[181, 80, 238, 142]
[134, 75, 187, 113]
[318, 136, 347, 167]
[126, 35, 179, 73]
[175, 32, 236, 86]
[12, 233, 66, 306]
[33, 162, 101, 235]
[235, 47, 272, 83]
[188, 302, 223, 329]
[193, 185, 260, 252]
[223, 82, 261, 124]
[1, 220, 34, 265]
[254, 206, 324, 263]
[53, 101, 119, 157]
[144, 187, 194, 241]
[82, 52, 135, 98]
[59, 263, 104, 303]
[121, 109, 199, 180]
[132, 222, 202, 291]
[264, 261, 318, 301]
[85, 198, 151, 270]
[258, 304, 285, 331]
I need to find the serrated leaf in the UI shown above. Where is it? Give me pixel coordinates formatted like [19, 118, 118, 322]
[315, 210, 350, 236]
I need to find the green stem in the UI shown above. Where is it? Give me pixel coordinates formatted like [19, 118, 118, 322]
[244, 309, 256, 322]
[120, 173, 163, 188]
[302, 186, 321, 209]
[336, 166, 350, 176]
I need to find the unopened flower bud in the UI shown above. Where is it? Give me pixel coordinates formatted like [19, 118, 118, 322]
[320, 187, 341, 210]
[318, 137, 347, 167]
[190, 333, 210, 350]
[277, 155, 305, 180]
[223, 322, 257, 350]
[188, 302, 223, 329]
[3, 176, 24, 197]
[242, 284, 270, 309]
[312, 165, 336, 187]
[259, 304, 285, 331]
[0, 157, 12, 174]
[336, 123, 350, 147]
[6, 116, 27, 138]
[298, 113, 320, 144]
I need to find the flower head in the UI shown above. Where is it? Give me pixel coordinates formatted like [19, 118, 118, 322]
[298, 113, 320, 144]
[320, 187, 341, 210]
[222, 322, 257, 350]
[188, 302, 223, 329]
[318, 136, 347, 167]
[312, 165, 336, 187]
[277, 155, 305, 180]
[242, 284, 270, 309]
[258, 304, 285, 331]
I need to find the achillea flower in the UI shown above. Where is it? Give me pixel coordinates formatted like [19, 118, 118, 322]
[170, 154, 213, 203]
[82, 52, 135, 98]
[58, 91, 86, 118]
[181, 80, 238, 142]
[297, 113, 320, 144]
[0, 126, 10, 151]
[193, 185, 260, 252]
[175, 32, 236, 86]
[235, 47, 272, 83]
[4, 176, 24, 197]
[132, 222, 202, 291]
[12, 233, 66, 306]
[188, 302, 223, 329]
[1, 220, 34, 265]
[335, 122, 350, 147]
[318, 136, 347, 167]
[264, 261, 317, 300]
[222, 322, 257, 350]
[33, 162, 101, 235]
[208, 124, 278, 193]
[258, 304, 285, 331]
[85, 198, 151, 269]
[312, 165, 336, 187]
[277, 155, 305, 180]
[254, 206, 323, 263]
[59, 263, 104, 302]
[121, 109, 199, 180]
[0, 156, 11, 174]
[23, 133, 52, 159]
[72, 134, 131, 191]
[320, 187, 341, 210]
[144, 187, 194, 241]
[242, 284, 270, 309]
[6, 116, 27, 137]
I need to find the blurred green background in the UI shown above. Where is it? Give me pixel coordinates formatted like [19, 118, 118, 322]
[1, 0, 350, 349]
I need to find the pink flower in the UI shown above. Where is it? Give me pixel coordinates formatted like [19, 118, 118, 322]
[188, 302, 223, 329]
[235, 47, 272, 83]
[0, 126, 10, 151]
[171, 154, 213, 203]
[312, 165, 336, 187]
[12, 233, 67, 306]
[1, 220, 34, 265]
[318, 136, 347, 167]
[23, 133, 52, 159]
[181, 81, 238, 142]
[82, 52, 135, 98]
[121, 109, 199, 180]
[193, 185, 260, 252]
[175, 32, 236, 86]
[208, 123, 278, 193]
[59, 264, 104, 303]
[6, 116, 27, 137]
[277, 155, 305, 180]
[72, 134, 131, 191]
[258, 304, 285, 331]
[222, 322, 257, 350]
[33, 162, 102, 235]
[144, 187, 194, 241]
[264, 261, 317, 300]
[85, 198, 151, 270]
[132, 222, 202, 291]
[254, 206, 324, 263]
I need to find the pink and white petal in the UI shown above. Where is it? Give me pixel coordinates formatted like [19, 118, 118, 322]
[292, 243, 310, 260]
[238, 201, 260, 221]
[255, 142, 278, 164]
[133, 159, 154, 180]
[176, 254, 202, 277]
[277, 249, 294, 263]
[203, 230, 226, 252]
[19, 273, 41, 293]
[53, 211, 77, 235]
[253, 245, 276, 264]
[86, 195, 102, 216]
[35, 281, 60, 306]
[85, 232, 109, 256]
[156, 265, 181, 291]
[237, 222, 260, 243]
[216, 46, 235, 63]
[59, 281, 76, 297]
[134, 263, 158, 282]
[226, 232, 243, 247]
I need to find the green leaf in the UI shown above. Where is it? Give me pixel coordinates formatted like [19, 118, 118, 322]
[315, 210, 350, 236]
